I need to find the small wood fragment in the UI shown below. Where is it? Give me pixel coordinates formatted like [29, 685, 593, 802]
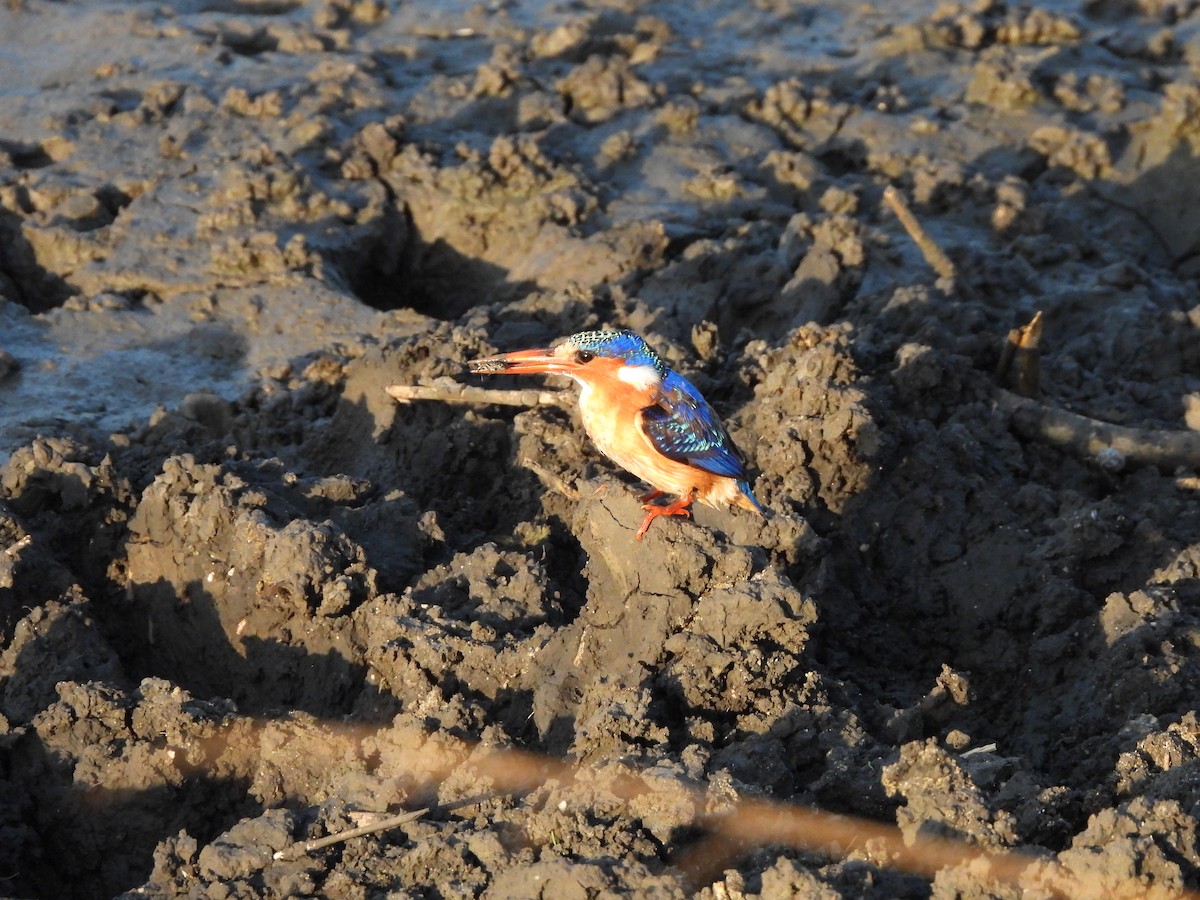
[0, 534, 31, 590]
[522, 458, 580, 501]
[3, 534, 31, 557]
[996, 311, 1043, 397]
[882, 185, 958, 290]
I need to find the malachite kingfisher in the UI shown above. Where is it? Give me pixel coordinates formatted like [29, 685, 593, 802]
[469, 329, 764, 540]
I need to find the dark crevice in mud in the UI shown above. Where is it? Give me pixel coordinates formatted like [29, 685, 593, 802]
[358, 239, 514, 319]
[344, 204, 521, 320]
[815, 141, 869, 176]
[95, 183, 134, 221]
[0, 138, 53, 170]
[0, 208, 77, 312]
[19, 728, 261, 900]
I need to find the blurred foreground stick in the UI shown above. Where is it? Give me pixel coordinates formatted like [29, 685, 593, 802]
[227, 715, 1190, 898]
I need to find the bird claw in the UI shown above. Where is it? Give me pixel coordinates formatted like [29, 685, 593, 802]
[634, 495, 693, 540]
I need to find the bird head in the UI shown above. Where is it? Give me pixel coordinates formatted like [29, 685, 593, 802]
[469, 329, 668, 392]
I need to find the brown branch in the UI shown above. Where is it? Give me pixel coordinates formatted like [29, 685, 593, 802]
[879, 189, 1195, 470]
[883, 185, 958, 289]
[385, 379, 569, 408]
[995, 388, 1200, 471]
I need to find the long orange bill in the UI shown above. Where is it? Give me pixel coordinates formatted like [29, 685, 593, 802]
[468, 348, 574, 376]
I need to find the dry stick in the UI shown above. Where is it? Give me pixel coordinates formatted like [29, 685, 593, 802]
[994, 389, 1200, 470]
[273, 808, 428, 862]
[1015, 311, 1043, 397]
[884, 185, 1200, 471]
[882, 185, 958, 287]
[272, 793, 495, 862]
[385, 381, 568, 408]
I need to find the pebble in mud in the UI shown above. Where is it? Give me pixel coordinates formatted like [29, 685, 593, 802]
[3, 0, 1200, 897]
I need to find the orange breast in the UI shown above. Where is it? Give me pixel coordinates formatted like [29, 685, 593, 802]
[576, 371, 728, 506]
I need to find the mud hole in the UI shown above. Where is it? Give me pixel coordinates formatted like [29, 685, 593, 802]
[3, 0, 1200, 897]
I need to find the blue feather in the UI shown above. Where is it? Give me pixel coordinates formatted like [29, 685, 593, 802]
[735, 479, 764, 513]
[568, 329, 668, 376]
[641, 371, 749, 480]
[565, 328, 755, 484]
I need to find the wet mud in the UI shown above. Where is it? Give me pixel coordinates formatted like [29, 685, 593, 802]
[3, 0, 1200, 897]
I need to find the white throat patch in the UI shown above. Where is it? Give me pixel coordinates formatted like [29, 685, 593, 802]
[616, 364, 662, 392]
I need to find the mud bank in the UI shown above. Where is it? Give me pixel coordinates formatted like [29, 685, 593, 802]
[3, 0, 1200, 897]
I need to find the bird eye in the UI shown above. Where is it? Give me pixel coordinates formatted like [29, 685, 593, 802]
[576, 350, 594, 363]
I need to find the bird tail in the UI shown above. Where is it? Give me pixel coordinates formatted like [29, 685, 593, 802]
[734, 480, 765, 515]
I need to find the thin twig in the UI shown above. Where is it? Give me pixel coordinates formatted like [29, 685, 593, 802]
[273, 808, 428, 861]
[273, 793, 495, 861]
[522, 457, 581, 501]
[386, 380, 568, 408]
[883, 185, 958, 288]
[995, 388, 1200, 471]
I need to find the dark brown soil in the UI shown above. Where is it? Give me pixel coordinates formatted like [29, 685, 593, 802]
[3, 1, 1200, 897]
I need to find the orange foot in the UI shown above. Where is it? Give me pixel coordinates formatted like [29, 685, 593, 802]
[636, 493, 694, 540]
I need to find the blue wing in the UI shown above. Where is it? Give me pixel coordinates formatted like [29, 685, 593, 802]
[639, 372, 748, 479]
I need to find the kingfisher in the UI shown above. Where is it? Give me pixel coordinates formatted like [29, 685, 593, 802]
[468, 329, 764, 540]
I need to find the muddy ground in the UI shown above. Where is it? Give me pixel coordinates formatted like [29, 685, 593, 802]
[2, 0, 1200, 897]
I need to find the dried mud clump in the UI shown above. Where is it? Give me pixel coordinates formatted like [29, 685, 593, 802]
[4, 0, 1200, 898]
